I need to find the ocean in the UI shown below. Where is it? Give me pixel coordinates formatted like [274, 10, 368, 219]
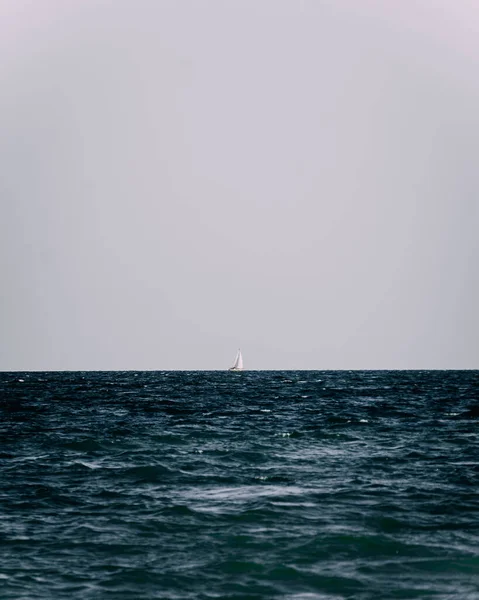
[1, 370, 478, 599]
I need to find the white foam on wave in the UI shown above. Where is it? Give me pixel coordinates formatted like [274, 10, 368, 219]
[15, 454, 49, 463]
[76, 461, 102, 470]
[187, 484, 307, 502]
[284, 591, 340, 599]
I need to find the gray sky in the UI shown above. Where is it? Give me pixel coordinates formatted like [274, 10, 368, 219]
[1, 0, 478, 370]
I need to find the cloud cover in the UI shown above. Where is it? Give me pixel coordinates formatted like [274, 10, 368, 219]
[1, 0, 478, 369]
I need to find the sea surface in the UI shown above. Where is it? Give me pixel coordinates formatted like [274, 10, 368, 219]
[1, 370, 478, 600]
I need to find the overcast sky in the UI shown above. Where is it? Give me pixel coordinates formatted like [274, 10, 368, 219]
[1, 0, 478, 370]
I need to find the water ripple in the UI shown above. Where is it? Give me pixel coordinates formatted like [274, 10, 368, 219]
[1, 370, 478, 599]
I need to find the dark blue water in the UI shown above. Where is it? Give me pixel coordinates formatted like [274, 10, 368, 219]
[1, 371, 478, 599]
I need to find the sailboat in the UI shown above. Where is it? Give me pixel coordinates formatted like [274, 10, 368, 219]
[229, 348, 244, 371]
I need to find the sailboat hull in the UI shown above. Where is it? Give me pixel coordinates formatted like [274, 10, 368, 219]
[228, 367, 243, 372]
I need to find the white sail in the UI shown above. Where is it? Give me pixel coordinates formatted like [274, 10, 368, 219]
[230, 349, 243, 371]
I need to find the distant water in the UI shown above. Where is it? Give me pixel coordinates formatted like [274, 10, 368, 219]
[1, 371, 478, 599]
